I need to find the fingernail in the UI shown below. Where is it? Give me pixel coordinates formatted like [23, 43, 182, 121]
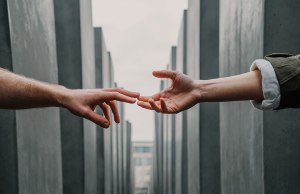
[104, 122, 109, 128]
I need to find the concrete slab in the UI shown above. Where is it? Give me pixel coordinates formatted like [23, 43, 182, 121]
[198, 0, 221, 193]
[78, 0, 98, 194]
[7, 0, 63, 193]
[187, 0, 201, 192]
[94, 28, 112, 194]
[220, 0, 266, 193]
[125, 121, 133, 194]
[0, 1, 18, 193]
[175, 10, 188, 194]
[263, 1, 300, 193]
[53, 1, 84, 193]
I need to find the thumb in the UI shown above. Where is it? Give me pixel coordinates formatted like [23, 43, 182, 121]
[152, 70, 177, 80]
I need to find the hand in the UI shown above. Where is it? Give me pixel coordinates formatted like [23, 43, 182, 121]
[137, 70, 199, 114]
[61, 88, 140, 128]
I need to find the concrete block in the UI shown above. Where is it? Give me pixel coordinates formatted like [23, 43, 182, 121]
[78, 0, 98, 194]
[169, 47, 177, 194]
[263, 1, 300, 193]
[53, 1, 84, 193]
[187, 0, 201, 192]
[117, 101, 124, 194]
[219, 1, 266, 191]
[220, 0, 300, 193]
[7, 0, 63, 193]
[188, 0, 220, 194]
[94, 27, 110, 194]
[94, 28, 112, 194]
[125, 121, 133, 194]
[0, 1, 18, 193]
[175, 10, 188, 194]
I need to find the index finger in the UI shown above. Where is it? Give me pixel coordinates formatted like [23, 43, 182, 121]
[103, 88, 140, 98]
[105, 92, 137, 104]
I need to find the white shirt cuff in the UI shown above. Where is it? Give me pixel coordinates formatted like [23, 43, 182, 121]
[250, 59, 281, 110]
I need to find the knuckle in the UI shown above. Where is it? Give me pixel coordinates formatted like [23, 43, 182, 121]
[81, 108, 90, 117]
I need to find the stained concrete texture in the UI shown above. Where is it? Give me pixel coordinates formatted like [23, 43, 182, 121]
[94, 27, 107, 194]
[0, 1, 18, 193]
[174, 10, 188, 194]
[77, 0, 98, 194]
[197, 0, 221, 193]
[53, 1, 84, 193]
[187, 0, 201, 193]
[169, 47, 177, 194]
[153, 80, 165, 194]
[117, 100, 124, 194]
[125, 121, 133, 194]
[220, 0, 300, 194]
[94, 27, 113, 194]
[262, 0, 300, 193]
[7, 0, 63, 194]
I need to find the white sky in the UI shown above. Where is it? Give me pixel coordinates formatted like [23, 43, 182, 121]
[92, 0, 187, 141]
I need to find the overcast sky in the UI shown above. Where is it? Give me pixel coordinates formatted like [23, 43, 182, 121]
[92, 0, 187, 141]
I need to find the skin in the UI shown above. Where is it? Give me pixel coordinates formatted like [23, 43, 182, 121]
[0, 68, 140, 128]
[137, 70, 264, 114]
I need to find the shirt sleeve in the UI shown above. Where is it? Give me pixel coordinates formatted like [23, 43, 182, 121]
[250, 59, 281, 110]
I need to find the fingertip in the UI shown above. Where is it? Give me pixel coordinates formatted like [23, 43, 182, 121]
[138, 96, 149, 102]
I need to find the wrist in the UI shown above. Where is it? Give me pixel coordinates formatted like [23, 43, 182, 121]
[51, 85, 71, 108]
[193, 80, 213, 102]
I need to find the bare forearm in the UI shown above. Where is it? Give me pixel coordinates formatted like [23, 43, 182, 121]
[196, 70, 264, 103]
[0, 68, 66, 109]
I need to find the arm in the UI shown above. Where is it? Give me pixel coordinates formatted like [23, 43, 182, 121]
[137, 70, 263, 114]
[0, 68, 140, 128]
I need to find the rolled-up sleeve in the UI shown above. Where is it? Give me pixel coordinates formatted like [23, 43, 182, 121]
[250, 59, 281, 110]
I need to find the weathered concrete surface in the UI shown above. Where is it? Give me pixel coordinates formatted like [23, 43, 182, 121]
[95, 28, 112, 194]
[94, 27, 108, 194]
[53, 1, 84, 193]
[79, 0, 97, 194]
[7, 0, 63, 194]
[0, 1, 18, 193]
[221, 0, 300, 194]
[198, 0, 221, 193]
[175, 10, 188, 194]
[163, 81, 169, 194]
[125, 121, 133, 194]
[263, 0, 300, 193]
[153, 112, 160, 194]
[154, 80, 165, 194]
[169, 47, 177, 194]
[187, 0, 200, 193]
[220, 0, 265, 194]
[117, 101, 124, 194]
[119, 102, 125, 194]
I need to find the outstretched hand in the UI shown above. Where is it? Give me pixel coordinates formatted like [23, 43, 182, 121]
[62, 88, 140, 128]
[137, 70, 199, 114]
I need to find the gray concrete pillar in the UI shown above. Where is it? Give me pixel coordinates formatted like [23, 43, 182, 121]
[94, 27, 112, 194]
[169, 47, 177, 194]
[220, 0, 300, 194]
[175, 10, 188, 194]
[125, 121, 133, 194]
[77, 0, 98, 193]
[7, 0, 63, 193]
[95, 30, 112, 194]
[186, 1, 201, 193]
[152, 112, 160, 194]
[118, 101, 124, 194]
[187, 0, 221, 193]
[53, 1, 85, 193]
[153, 80, 165, 194]
[0, 1, 18, 193]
